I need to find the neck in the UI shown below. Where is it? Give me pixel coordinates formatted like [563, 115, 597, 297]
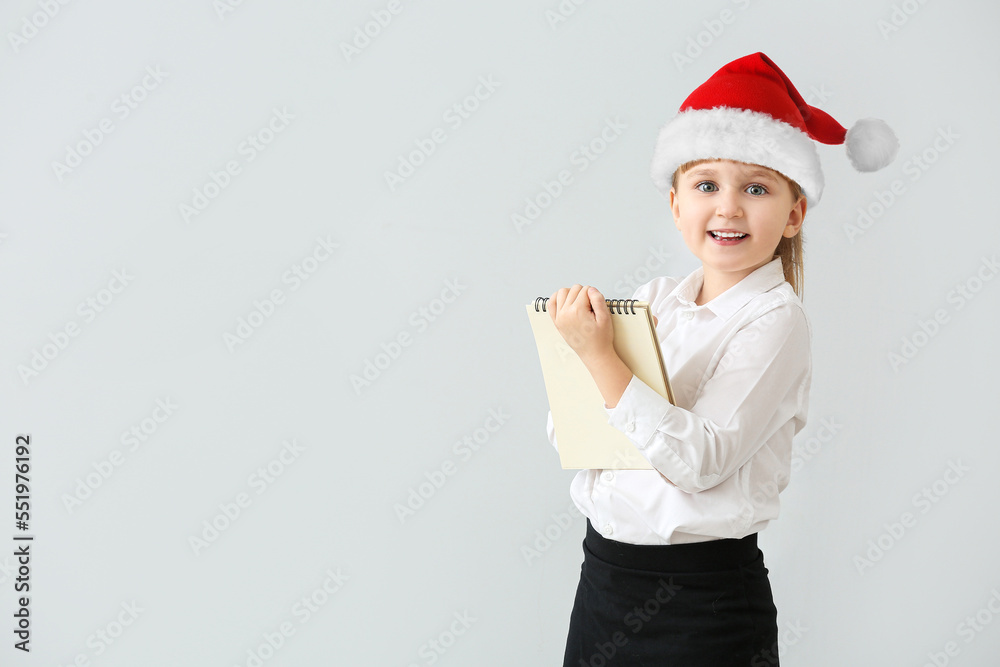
[696, 258, 773, 305]
[695, 271, 743, 306]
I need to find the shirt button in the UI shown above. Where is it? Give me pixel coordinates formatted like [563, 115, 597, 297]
[683, 310, 694, 320]
[602, 524, 614, 537]
[625, 421, 635, 433]
[602, 471, 615, 483]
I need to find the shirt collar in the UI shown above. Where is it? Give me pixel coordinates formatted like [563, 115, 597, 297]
[671, 257, 786, 321]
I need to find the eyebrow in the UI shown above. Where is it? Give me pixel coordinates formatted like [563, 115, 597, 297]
[686, 168, 778, 181]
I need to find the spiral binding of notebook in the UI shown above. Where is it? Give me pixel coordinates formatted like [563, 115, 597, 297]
[532, 297, 642, 315]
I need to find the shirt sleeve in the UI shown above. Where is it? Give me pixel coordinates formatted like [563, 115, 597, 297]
[604, 301, 811, 493]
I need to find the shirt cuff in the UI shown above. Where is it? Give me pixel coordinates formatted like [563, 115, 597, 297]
[603, 374, 671, 450]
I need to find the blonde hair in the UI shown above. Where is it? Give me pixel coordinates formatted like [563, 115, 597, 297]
[671, 159, 806, 300]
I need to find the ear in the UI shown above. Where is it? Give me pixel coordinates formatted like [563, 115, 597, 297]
[669, 187, 681, 231]
[782, 195, 807, 238]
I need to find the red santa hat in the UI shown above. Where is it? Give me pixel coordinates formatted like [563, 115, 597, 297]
[650, 52, 899, 206]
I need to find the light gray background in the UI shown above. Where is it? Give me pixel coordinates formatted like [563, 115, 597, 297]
[2, 1, 999, 665]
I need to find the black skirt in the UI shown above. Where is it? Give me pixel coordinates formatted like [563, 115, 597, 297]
[563, 519, 779, 667]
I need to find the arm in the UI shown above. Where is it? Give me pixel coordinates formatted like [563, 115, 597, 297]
[605, 302, 811, 493]
[583, 352, 633, 410]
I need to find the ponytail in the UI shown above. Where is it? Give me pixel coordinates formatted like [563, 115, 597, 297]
[775, 178, 805, 301]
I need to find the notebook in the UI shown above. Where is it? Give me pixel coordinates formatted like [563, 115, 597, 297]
[525, 296, 674, 469]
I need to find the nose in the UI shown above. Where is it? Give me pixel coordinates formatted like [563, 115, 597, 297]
[716, 189, 743, 218]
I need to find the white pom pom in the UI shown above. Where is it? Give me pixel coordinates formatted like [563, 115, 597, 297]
[845, 118, 899, 172]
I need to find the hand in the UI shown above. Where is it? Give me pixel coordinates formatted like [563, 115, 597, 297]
[548, 285, 615, 366]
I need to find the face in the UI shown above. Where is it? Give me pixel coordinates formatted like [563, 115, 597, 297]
[669, 159, 806, 288]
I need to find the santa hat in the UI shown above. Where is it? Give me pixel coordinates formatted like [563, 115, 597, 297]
[650, 52, 899, 206]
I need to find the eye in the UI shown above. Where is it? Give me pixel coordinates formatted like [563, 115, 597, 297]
[746, 183, 768, 196]
[695, 181, 718, 193]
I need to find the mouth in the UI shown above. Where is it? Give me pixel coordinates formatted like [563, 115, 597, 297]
[708, 230, 749, 245]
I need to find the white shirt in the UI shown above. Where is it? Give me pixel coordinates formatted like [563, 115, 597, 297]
[546, 257, 812, 545]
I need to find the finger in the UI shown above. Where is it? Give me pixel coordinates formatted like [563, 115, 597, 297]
[555, 285, 579, 322]
[566, 284, 585, 308]
[587, 287, 608, 324]
[587, 286, 605, 310]
[551, 287, 570, 314]
[550, 287, 575, 324]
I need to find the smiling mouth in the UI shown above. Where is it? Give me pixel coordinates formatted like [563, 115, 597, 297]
[708, 231, 749, 239]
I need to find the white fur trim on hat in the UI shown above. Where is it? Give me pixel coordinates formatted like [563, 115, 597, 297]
[650, 107, 825, 206]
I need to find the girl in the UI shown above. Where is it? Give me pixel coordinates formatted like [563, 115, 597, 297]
[545, 52, 898, 665]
